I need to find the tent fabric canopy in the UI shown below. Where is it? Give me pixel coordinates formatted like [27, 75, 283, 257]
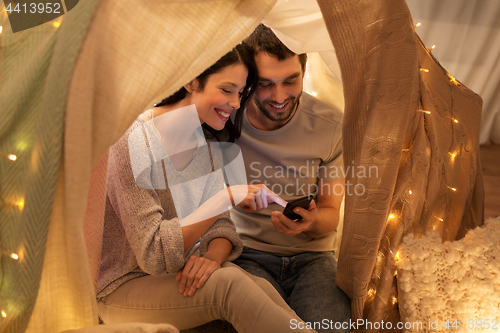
[1, 1, 276, 332]
[318, 0, 484, 322]
[0, 0, 485, 332]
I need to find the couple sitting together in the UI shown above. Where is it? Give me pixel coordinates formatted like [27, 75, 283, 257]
[96, 24, 350, 333]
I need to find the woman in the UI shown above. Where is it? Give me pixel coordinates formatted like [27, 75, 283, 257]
[96, 45, 315, 332]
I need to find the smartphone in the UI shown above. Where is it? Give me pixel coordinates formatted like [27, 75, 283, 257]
[282, 195, 313, 221]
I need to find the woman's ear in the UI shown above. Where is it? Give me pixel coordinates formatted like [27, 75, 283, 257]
[184, 79, 199, 93]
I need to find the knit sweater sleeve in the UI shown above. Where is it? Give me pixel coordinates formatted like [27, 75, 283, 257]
[105, 122, 185, 275]
[198, 210, 243, 261]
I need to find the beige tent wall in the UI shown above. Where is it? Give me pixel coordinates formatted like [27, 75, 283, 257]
[21, 1, 276, 332]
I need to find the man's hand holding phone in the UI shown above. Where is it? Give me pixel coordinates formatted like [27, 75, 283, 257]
[271, 196, 318, 236]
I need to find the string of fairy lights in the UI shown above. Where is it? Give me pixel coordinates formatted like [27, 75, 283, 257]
[0, 17, 467, 324]
[0, 151, 21, 321]
[0, 4, 63, 321]
[1, 6, 18, 322]
[365, 21, 464, 315]
[0, 151, 22, 321]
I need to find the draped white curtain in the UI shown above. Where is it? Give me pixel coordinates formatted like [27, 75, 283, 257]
[267, 0, 500, 145]
[405, 0, 500, 145]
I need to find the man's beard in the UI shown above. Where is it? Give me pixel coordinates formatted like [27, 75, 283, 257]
[253, 91, 302, 124]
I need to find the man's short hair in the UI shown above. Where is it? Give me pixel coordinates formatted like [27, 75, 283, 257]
[243, 24, 307, 71]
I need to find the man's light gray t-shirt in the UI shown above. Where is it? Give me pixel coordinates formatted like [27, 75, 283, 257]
[230, 93, 343, 256]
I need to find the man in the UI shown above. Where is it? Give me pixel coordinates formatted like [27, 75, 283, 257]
[231, 24, 350, 332]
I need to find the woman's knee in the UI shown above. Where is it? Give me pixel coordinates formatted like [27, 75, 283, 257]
[210, 266, 249, 287]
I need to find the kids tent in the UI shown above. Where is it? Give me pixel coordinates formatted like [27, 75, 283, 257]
[0, 0, 489, 331]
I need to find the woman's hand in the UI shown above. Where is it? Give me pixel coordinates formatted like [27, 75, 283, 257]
[176, 255, 221, 297]
[230, 184, 287, 213]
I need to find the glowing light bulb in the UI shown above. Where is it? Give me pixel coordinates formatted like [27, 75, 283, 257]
[408, 189, 412, 195]
[430, 45, 436, 51]
[53, 22, 60, 28]
[16, 199, 24, 208]
[436, 217, 444, 222]
[389, 214, 395, 219]
[418, 109, 431, 114]
[452, 118, 459, 124]
[10, 253, 19, 260]
[420, 68, 429, 73]
[1, 310, 6, 318]
[395, 251, 401, 260]
[415, 22, 421, 28]
[8, 154, 17, 161]
[449, 152, 456, 159]
[447, 186, 457, 192]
